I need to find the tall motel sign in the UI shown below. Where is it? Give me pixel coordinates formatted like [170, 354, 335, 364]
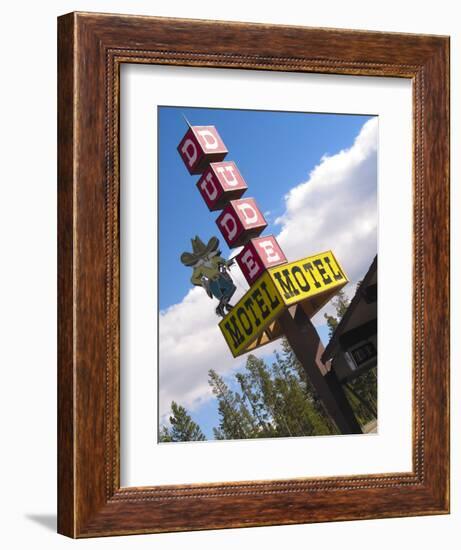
[177, 123, 362, 434]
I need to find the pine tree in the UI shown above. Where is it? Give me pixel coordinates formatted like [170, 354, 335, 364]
[324, 289, 350, 337]
[236, 369, 274, 437]
[345, 369, 377, 424]
[158, 425, 173, 442]
[244, 354, 297, 437]
[208, 369, 256, 439]
[159, 401, 206, 442]
[237, 349, 336, 438]
[272, 340, 337, 435]
[236, 356, 277, 438]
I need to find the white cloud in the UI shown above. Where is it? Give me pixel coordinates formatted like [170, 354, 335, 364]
[159, 118, 378, 420]
[158, 260, 258, 423]
[276, 117, 377, 322]
[276, 117, 377, 285]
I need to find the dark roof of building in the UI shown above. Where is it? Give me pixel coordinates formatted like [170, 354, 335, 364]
[321, 255, 377, 363]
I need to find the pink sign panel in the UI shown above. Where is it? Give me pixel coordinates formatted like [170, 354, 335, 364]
[177, 126, 228, 175]
[216, 198, 267, 248]
[196, 161, 248, 211]
[236, 235, 287, 285]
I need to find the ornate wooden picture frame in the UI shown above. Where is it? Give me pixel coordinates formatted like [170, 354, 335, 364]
[57, 12, 449, 538]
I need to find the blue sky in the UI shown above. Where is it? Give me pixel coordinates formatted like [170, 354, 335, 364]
[159, 106, 372, 310]
[158, 106, 377, 440]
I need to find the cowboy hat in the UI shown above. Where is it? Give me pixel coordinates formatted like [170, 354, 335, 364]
[180, 235, 220, 266]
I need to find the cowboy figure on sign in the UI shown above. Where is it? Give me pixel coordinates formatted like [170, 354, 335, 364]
[180, 236, 237, 318]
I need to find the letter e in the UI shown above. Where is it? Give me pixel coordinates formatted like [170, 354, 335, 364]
[240, 249, 261, 280]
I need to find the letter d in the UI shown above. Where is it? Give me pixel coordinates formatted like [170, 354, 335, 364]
[219, 213, 238, 242]
[197, 129, 219, 151]
[181, 139, 198, 168]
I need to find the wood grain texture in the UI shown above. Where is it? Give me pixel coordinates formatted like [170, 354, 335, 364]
[57, 11, 450, 538]
[57, 13, 75, 538]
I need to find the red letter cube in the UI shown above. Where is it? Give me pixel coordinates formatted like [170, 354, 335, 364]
[216, 198, 267, 248]
[197, 161, 248, 211]
[236, 235, 287, 285]
[177, 126, 228, 174]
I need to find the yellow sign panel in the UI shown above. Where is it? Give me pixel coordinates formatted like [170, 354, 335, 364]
[268, 250, 348, 306]
[219, 250, 348, 357]
[219, 270, 285, 358]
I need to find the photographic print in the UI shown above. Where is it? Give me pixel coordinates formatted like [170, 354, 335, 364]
[158, 106, 378, 443]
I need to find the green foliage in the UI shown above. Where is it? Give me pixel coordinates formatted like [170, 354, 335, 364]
[158, 425, 173, 442]
[159, 401, 206, 442]
[208, 368, 257, 440]
[158, 277, 377, 442]
[208, 344, 337, 440]
[159, 339, 343, 442]
[276, 338, 339, 435]
[345, 368, 377, 426]
[324, 288, 350, 337]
